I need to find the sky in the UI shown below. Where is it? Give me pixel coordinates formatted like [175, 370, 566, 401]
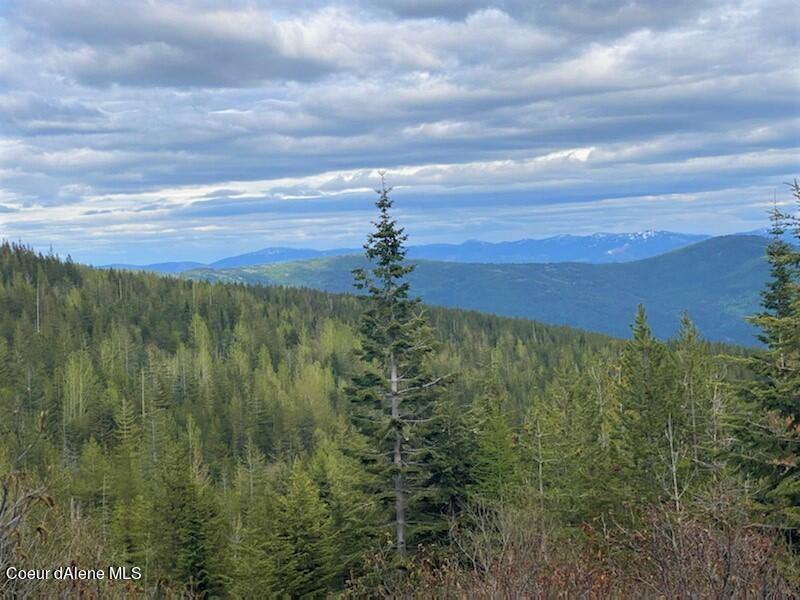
[0, 0, 798, 264]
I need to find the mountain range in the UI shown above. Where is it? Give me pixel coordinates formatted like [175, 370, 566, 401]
[104, 230, 711, 272]
[182, 235, 770, 346]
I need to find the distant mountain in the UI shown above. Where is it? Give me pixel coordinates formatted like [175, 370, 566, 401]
[183, 235, 770, 346]
[408, 231, 710, 263]
[104, 261, 205, 273]
[102, 251, 355, 273]
[738, 227, 795, 242]
[209, 247, 352, 268]
[103, 230, 709, 272]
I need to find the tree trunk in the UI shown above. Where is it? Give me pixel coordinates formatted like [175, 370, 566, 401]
[35, 281, 40, 334]
[390, 353, 406, 557]
[666, 413, 681, 514]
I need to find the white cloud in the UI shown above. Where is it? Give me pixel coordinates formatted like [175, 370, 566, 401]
[0, 0, 797, 263]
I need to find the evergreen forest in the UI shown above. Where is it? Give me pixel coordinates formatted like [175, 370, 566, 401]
[1, 182, 799, 597]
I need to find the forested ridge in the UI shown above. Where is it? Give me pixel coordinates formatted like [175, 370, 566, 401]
[183, 234, 769, 345]
[0, 186, 798, 597]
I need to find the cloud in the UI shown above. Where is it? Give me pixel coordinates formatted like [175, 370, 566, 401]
[0, 0, 797, 264]
[361, 0, 488, 20]
[363, 0, 719, 34]
[8, 1, 456, 87]
[503, 0, 719, 35]
[0, 92, 110, 135]
[10, 1, 341, 87]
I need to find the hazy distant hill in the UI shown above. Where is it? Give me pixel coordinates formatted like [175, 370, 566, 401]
[103, 261, 206, 273]
[209, 247, 350, 268]
[406, 231, 710, 263]
[184, 235, 769, 346]
[104, 231, 709, 272]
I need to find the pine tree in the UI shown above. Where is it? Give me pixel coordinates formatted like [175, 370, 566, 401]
[759, 203, 796, 327]
[617, 305, 678, 512]
[62, 349, 99, 431]
[152, 443, 227, 596]
[270, 462, 337, 597]
[114, 392, 138, 451]
[526, 361, 582, 521]
[0, 338, 14, 405]
[420, 392, 477, 527]
[673, 312, 728, 482]
[469, 361, 522, 502]
[230, 475, 279, 598]
[308, 430, 378, 582]
[349, 175, 449, 558]
[740, 181, 800, 546]
[109, 494, 152, 571]
[73, 437, 114, 514]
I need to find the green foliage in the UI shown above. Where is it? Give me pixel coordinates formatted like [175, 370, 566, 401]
[348, 179, 450, 556]
[185, 234, 771, 345]
[72, 437, 113, 513]
[469, 359, 522, 502]
[4, 239, 600, 592]
[0, 203, 787, 596]
[109, 494, 152, 568]
[151, 442, 227, 596]
[740, 181, 800, 546]
[617, 305, 679, 508]
[232, 458, 339, 598]
[420, 392, 478, 524]
[308, 430, 378, 581]
[270, 462, 337, 597]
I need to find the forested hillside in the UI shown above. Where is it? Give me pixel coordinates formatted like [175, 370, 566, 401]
[0, 185, 797, 596]
[185, 235, 769, 345]
[404, 230, 710, 263]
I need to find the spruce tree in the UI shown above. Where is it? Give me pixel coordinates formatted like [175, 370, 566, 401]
[152, 443, 227, 596]
[469, 363, 522, 502]
[740, 181, 800, 546]
[234, 460, 337, 598]
[526, 361, 585, 522]
[270, 463, 337, 597]
[421, 393, 477, 527]
[0, 338, 14, 407]
[617, 305, 678, 512]
[308, 430, 378, 582]
[109, 495, 152, 572]
[349, 175, 448, 558]
[230, 475, 279, 598]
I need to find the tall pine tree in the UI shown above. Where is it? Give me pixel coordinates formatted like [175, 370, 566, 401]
[740, 181, 800, 546]
[349, 175, 449, 558]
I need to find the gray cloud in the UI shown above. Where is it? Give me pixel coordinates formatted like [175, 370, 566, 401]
[0, 92, 110, 135]
[10, 1, 338, 87]
[360, 0, 488, 20]
[363, 0, 719, 33]
[504, 0, 719, 34]
[0, 0, 797, 264]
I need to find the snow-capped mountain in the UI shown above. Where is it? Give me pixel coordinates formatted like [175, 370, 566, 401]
[103, 231, 711, 272]
[405, 231, 710, 263]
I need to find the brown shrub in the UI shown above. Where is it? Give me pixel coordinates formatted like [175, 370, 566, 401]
[349, 501, 797, 599]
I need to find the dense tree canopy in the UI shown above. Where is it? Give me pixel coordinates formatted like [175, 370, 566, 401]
[739, 181, 800, 548]
[0, 183, 797, 596]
